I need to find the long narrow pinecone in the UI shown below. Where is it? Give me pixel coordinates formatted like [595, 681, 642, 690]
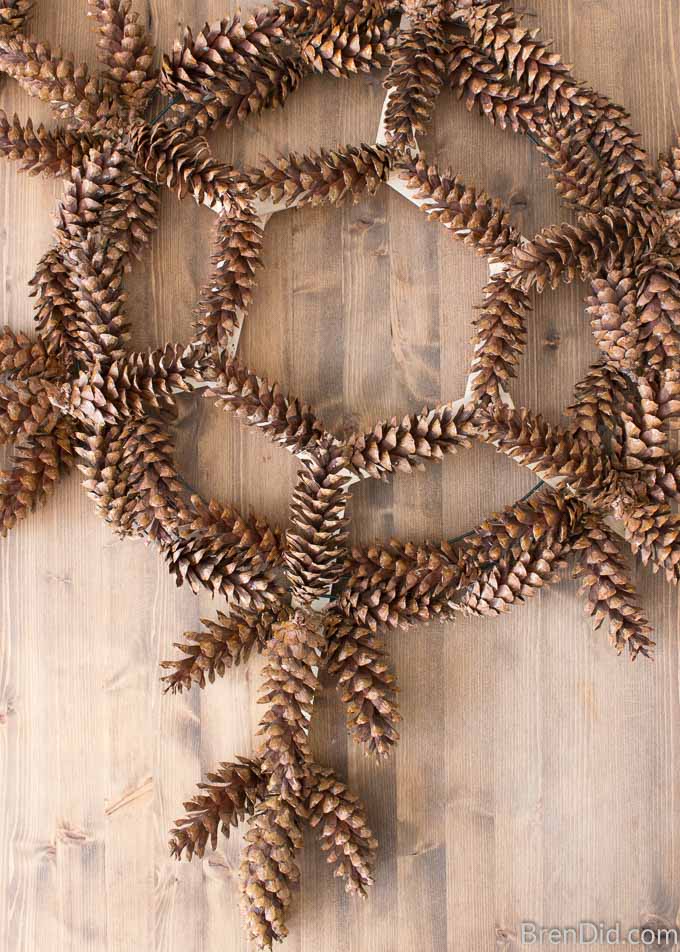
[0, 34, 103, 127]
[170, 758, 265, 860]
[298, 8, 394, 77]
[635, 249, 680, 372]
[195, 207, 263, 351]
[347, 401, 474, 479]
[0, 427, 73, 536]
[130, 119, 247, 212]
[507, 206, 658, 292]
[572, 515, 654, 659]
[469, 274, 529, 399]
[567, 361, 632, 462]
[307, 762, 378, 895]
[0, 111, 90, 177]
[239, 794, 302, 949]
[474, 404, 618, 504]
[211, 359, 326, 455]
[618, 500, 680, 584]
[87, 0, 157, 112]
[383, 10, 448, 151]
[586, 269, 641, 371]
[64, 236, 129, 363]
[160, 12, 302, 129]
[325, 611, 400, 757]
[285, 442, 353, 604]
[56, 343, 209, 426]
[30, 249, 82, 364]
[399, 156, 519, 257]
[161, 602, 291, 693]
[245, 144, 392, 208]
[341, 537, 471, 630]
[257, 611, 325, 810]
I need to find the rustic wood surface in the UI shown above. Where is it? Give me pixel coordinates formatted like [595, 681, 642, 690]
[1, 2, 679, 950]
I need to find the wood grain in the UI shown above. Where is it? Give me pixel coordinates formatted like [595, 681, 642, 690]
[1, 2, 679, 950]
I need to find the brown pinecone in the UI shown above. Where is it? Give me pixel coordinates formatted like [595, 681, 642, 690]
[161, 602, 292, 693]
[102, 160, 160, 265]
[383, 11, 448, 151]
[56, 343, 209, 427]
[29, 248, 82, 363]
[160, 13, 302, 130]
[347, 401, 474, 479]
[586, 269, 641, 371]
[399, 156, 519, 257]
[0, 426, 73, 536]
[211, 359, 326, 455]
[446, 33, 544, 133]
[129, 119, 248, 212]
[170, 758, 265, 860]
[657, 136, 680, 211]
[299, 10, 395, 77]
[325, 611, 400, 757]
[0, 1, 30, 33]
[0, 110, 90, 177]
[195, 207, 263, 351]
[469, 273, 529, 399]
[245, 143, 392, 208]
[567, 361, 631, 459]
[656, 369, 680, 429]
[0, 376, 63, 444]
[87, 0, 157, 112]
[572, 514, 654, 659]
[340, 537, 470, 630]
[284, 442, 353, 604]
[507, 206, 657, 292]
[307, 762, 378, 894]
[56, 144, 126, 246]
[64, 236, 129, 364]
[618, 499, 680, 584]
[239, 794, 302, 949]
[635, 250, 680, 372]
[257, 611, 325, 810]
[0, 326, 59, 379]
[167, 494, 285, 609]
[0, 34, 103, 127]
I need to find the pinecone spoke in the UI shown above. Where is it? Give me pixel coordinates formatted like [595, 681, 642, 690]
[0, 427, 73, 536]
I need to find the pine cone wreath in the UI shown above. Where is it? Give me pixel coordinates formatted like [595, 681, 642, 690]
[2, 1, 680, 949]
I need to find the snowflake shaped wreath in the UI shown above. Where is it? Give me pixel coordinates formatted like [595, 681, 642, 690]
[2, 0, 680, 948]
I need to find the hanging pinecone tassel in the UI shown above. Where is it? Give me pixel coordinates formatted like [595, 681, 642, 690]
[307, 762, 378, 895]
[245, 143, 392, 208]
[257, 610, 325, 811]
[161, 602, 292, 693]
[572, 515, 654, 659]
[325, 611, 401, 757]
[383, 9, 448, 152]
[170, 758, 265, 860]
[239, 794, 303, 949]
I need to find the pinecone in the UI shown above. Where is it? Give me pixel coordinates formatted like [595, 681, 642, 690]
[340, 537, 471, 630]
[64, 236, 129, 364]
[347, 401, 474, 479]
[245, 143, 392, 208]
[161, 602, 292, 693]
[469, 273, 529, 399]
[257, 611, 325, 810]
[195, 207, 264, 351]
[307, 762, 378, 894]
[0, 325, 59, 379]
[656, 369, 680, 429]
[284, 442, 353, 604]
[572, 515, 654, 659]
[383, 10, 448, 151]
[635, 250, 680, 372]
[0, 110, 90, 177]
[211, 359, 326, 455]
[657, 136, 680, 211]
[0, 375, 62, 444]
[0, 1, 30, 34]
[170, 758, 265, 860]
[399, 155, 520, 257]
[0, 427, 73, 536]
[239, 795, 302, 949]
[29, 248, 82, 363]
[87, 0, 157, 112]
[618, 499, 680, 583]
[299, 10, 394, 77]
[586, 269, 641, 371]
[325, 611, 400, 757]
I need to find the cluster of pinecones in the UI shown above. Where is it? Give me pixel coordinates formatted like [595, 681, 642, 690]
[1, 0, 680, 947]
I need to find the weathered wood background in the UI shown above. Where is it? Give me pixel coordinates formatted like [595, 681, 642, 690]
[1, 2, 679, 950]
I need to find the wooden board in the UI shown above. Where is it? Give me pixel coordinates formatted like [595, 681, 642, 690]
[0, 2, 679, 950]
